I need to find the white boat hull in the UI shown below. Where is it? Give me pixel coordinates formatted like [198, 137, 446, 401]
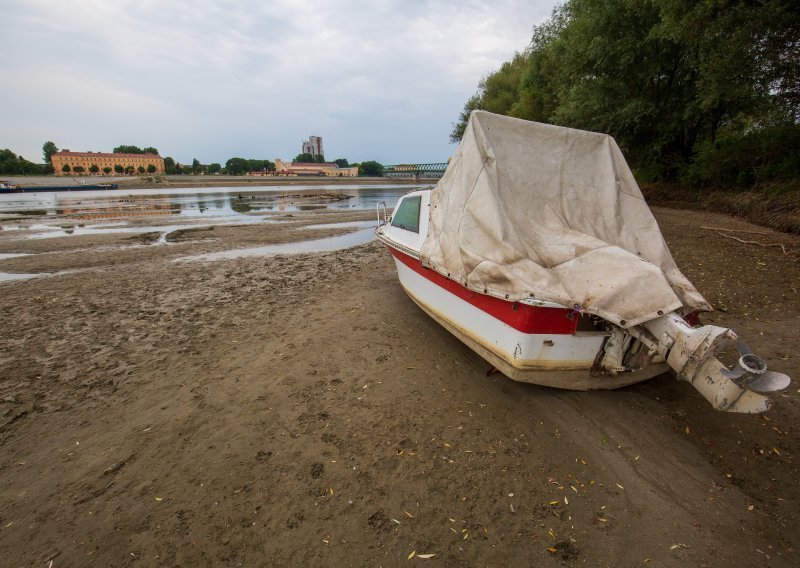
[391, 249, 669, 390]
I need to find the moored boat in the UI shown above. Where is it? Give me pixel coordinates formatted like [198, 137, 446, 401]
[376, 111, 790, 413]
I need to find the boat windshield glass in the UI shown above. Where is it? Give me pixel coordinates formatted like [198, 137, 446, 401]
[391, 195, 421, 233]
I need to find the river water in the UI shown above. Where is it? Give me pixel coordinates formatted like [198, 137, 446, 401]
[0, 184, 424, 280]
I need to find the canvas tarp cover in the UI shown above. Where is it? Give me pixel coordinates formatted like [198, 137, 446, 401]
[419, 111, 710, 328]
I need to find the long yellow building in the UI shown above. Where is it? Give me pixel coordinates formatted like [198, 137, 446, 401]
[52, 151, 165, 176]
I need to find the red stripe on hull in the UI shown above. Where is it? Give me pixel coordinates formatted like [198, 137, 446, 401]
[387, 246, 578, 335]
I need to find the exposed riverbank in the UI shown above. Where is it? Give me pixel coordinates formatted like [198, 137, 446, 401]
[3, 174, 425, 191]
[0, 199, 798, 566]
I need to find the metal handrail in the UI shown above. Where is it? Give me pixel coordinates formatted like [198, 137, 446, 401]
[376, 201, 388, 226]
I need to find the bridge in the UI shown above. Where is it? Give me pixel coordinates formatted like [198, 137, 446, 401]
[382, 162, 448, 180]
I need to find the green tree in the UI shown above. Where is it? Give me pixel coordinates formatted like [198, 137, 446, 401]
[164, 156, 177, 174]
[114, 145, 143, 154]
[137, 166, 145, 174]
[333, 158, 350, 168]
[125, 166, 135, 174]
[294, 153, 315, 163]
[147, 164, 157, 174]
[42, 141, 58, 164]
[73, 166, 85, 174]
[114, 164, 124, 173]
[142, 147, 159, 155]
[62, 164, 71, 173]
[89, 164, 99, 174]
[192, 158, 201, 174]
[103, 166, 112, 175]
[225, 157, 249, 175]
[451, 0, 800, 184]
[207, 163, 221, 174]
[358, 160, 384, 176]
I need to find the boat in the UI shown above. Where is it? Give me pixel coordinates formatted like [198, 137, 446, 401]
[0, 183, 118, 194]
[376, 111, 790, 413]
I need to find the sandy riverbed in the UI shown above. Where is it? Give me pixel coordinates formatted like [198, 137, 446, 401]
[0, 201, 798, 567]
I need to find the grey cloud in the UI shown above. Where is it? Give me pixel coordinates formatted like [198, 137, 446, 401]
[4, 0, 555, 164]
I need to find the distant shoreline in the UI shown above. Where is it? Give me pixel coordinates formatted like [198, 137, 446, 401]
[2, 174, 429, 191]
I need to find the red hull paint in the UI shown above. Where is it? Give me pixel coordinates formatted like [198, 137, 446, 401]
[387, 246, 578, 335]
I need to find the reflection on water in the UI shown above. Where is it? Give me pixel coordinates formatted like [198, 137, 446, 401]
[179, 228, 375, 262]
[0, 185, 417, 240]
[0, 184, 418, 217]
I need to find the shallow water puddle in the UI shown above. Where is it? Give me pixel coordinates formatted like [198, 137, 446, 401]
[2, 217, 267, 241]
[301, 220, 375, 231]
[0, 271, 43, 283]
[178, 227, 375, 262]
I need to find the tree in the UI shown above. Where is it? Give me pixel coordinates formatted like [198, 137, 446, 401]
[73, 166, 85, 173]
[358, 160, 384, 176]
[125, 166, 134, 174]
[164, 156, 177, 174]
[207, 163, 221, 174]
[451, 0, 800, 184]
[114, 145, 143, 154]
[225, 157, 249, 175]
[114, 164, 124, 173]
[42, 141, 58, 164]
[89, 164, 99, 174]
[103, 167, 112, 175]
[137, 166, 145, 174]
[333, 158, 350, 168]
[147, 164, 157, 174]
[294, 153, 315, 163]
[192, 158, 201, 174]
[142, 147, 159, 155]
[62, 164, 71, 173]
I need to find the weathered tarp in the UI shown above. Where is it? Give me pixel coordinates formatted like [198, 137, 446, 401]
[420, 111, 710, 328]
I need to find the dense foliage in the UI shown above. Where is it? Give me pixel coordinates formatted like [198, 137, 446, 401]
[113, 145, 160, 155]
[294, 153, 326, 163]
[357, 160, 384, 176]
[224, 158, 275, 175]
[42, 141, 58, 164]
[0, 149, 52, 175]
[452, 0, 799, 187]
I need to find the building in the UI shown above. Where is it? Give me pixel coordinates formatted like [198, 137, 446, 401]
[274, 159, 358, 177]
[51, 150, 165, 176]
[301, 136, 324, 159]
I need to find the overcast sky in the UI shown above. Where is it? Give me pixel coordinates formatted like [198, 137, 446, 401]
[3, 0, 556, 165]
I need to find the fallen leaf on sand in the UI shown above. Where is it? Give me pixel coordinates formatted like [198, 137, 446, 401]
[547, 547, 557, 553]
[616, 483, 625, 490]
[417, 554, 436, 559]
[408, 551, 416, 559]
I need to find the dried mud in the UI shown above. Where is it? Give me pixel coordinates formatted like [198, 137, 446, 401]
[0, 206, 798, 567]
